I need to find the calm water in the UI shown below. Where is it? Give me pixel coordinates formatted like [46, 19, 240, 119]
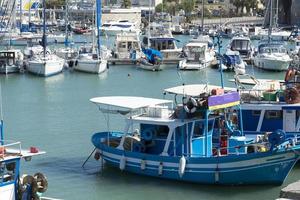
[1, 35, 299, 200]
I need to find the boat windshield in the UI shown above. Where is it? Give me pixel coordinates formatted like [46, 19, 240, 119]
[231, 40, 250, 51]
[260, 46, 286, 54]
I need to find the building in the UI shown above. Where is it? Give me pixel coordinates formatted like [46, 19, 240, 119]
[131, 0, 163, 7]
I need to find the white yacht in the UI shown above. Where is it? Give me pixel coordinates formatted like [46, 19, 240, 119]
[253, 43, 292, 71]
[111, 32, 143, 64]
[142, 23, 182, 64]
[178, 35, 216, 70]
[100, 20, 140, 36]
[228, 36, 254, 62]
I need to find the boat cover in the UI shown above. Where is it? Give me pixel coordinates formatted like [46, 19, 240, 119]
[90, 96, 172, 110]
[142, 48, 163, 64]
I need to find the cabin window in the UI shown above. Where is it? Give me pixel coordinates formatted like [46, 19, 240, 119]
[119, 42, 127, 49]
[127, 42, 132, 50]
[252, 110, 261, 116]
[265, 110, 282, 119]
[0, 161, 16, 183]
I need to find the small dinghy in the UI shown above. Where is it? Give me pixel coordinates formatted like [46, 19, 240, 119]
[138, 48, 162, 71]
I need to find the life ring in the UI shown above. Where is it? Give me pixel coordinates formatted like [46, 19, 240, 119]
[285, 87, 300, 104]
[285, 69, 295, 82]
[184, 97, 197, 114]
[142, 128, 156, 141]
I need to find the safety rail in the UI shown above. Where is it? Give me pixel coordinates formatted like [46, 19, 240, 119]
[0, 140, 22, 159]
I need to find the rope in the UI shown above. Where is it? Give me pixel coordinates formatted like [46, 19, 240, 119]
[81, 147, 97, 168]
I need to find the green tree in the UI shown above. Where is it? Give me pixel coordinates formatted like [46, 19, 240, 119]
[45, 0, 65, 8]
[122, 0, 131, 8]
[181, 0, 195, 15]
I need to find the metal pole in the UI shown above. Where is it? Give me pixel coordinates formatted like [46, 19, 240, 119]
[96, 0, 102, 58]
[42, 0, 46, 58]
[20, 0, 22, 32]
[201, 0, 204, 33]
[64, 0, 69, 47]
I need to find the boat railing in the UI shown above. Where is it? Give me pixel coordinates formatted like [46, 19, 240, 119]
[0, 140, 22, 159]
[238, 88, 285, 104]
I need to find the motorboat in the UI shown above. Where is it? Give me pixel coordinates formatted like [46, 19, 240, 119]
[227, 36, 254, 63]
[0, 49, 24, 74]
[137, 48, 162, 71]
[89, 88, 300, 185]
[142, 23, 182, 64]
[100, 20, 140, 36]
[171, 24, 184, 35]
[253, 42, 292, 71]
[221, 50, 246, 75]
[179, 35, 216, 70]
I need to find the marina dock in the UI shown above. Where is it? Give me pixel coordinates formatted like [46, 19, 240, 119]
[280, 180, 300, 199]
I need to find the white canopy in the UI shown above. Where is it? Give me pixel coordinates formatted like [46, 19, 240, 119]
[164, 84, 235, 97]
[90, 96, 172, 110]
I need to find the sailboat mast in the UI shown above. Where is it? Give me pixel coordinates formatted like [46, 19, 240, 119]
[64, 0, 69, 47]
[268, 0, 273, 43]
[147, 0, 151, 48]
[42, 0, 46, 58]
[29, 0, 31, 30]
[19, 0, 22, 33]
[96, 0, 101, 58]
[201, 0, 204, 33]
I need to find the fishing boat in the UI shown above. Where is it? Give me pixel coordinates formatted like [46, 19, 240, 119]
[74, 0, 108, 74]
[178, 35, 216, 70]
[27, 0, 64, 76]
[221, 50, 246, 75]
[227, 36, 254, 63]
[90, 86, 300, 185]
[110, 32, 143, 65]
[0, 49, 24, 74]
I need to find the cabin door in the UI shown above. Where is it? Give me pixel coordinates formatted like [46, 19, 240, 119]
[283, 110, 296, 132]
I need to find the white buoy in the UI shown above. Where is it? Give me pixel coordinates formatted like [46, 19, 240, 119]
[119, 155, 126, 171]
[158, 162, 163, 175]
[178, 156, 186, 178]
[141, 159, 146, 170]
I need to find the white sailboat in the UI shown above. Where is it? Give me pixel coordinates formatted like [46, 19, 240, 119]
[27, 0, 64, 77]
[74, 0, 107, 74]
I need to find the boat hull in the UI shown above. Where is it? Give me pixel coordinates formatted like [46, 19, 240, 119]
[74, 59, 107, 74]
[178, 59, 207, 70]
[27, 59, 64, 77]
[0, 65, 20, 74]
[92, 132, 299, 185]
[254, 57, 291, 71]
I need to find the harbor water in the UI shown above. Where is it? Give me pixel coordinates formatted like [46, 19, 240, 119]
[1, 35, 299, 199]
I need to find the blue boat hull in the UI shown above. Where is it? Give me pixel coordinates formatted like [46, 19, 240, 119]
[92, 132, 299, 185]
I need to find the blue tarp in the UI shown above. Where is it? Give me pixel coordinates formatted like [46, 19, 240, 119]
[142, 48, 163, 64]
[223, 54, 241, 65]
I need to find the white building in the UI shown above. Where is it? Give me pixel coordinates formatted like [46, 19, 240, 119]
[102, 8, 141, 28]
[131, 0, 163, 7]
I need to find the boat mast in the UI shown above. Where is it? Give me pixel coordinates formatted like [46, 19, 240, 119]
[64, 0, 69, 47]
[19, 0, 22, 33]
[42, 0, 46, 58]
[201, 0, 204, 33]
[147, 0, 151, 48]
[28, 0, 31, 31]
[96, 0, 101, 58]
[268, 0, 273, 43]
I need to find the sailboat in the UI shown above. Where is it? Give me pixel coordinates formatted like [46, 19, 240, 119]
[253, 0, 292, 71]
[27, 0, 64, 76]
[56, 0, 78, 67]
[74, 0, 108, 74]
